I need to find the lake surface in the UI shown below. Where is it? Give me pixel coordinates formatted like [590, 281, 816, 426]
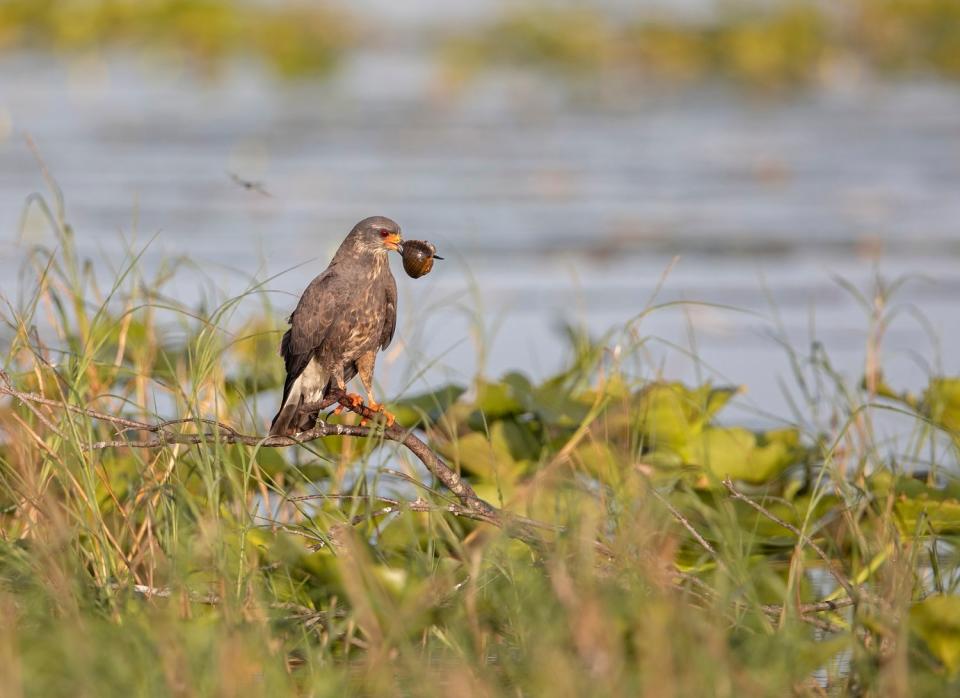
[1, 51, 959, 432]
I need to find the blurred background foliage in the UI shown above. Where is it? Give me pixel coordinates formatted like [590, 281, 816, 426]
[443, 0, 960, 88]
[0, 0, 350, 78]
[1, 0, 960, 84]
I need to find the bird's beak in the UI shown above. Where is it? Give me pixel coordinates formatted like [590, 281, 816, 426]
[384, 233, 403, 252]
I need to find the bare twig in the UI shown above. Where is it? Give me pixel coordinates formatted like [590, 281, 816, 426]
[325, 495, 505, 533]
[722, 477, 858, 603]
[292, 490, 562, 535]
[646, 480, 720, 560]
[764, 597, 856, 615]
[120, 583, 337, 631]
[111, 582, 220, 605]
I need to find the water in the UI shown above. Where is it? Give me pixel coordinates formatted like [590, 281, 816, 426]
[1, 50, 959, 433]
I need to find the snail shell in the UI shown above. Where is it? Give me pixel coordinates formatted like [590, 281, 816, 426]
[400, 240, 442, 278]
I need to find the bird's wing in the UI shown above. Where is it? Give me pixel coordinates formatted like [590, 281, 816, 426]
[274, 270, 342, 430]
[379, 272, 398, 350]
[288, 270, 340, 356]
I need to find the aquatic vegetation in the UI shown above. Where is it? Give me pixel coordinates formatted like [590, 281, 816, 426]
[443, 0, 960, 88]
[2, 184, 960, 694]
[0, 0, 350, 78]
[3, 1, 960, 87]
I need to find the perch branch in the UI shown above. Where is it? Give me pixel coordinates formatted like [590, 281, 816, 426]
[0, 373, 496, 518]
[306, 389, 498, 517]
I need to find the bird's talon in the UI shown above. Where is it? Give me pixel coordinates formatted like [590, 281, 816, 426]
[364, 400, 395, 426]
[344, 392, 365, 409]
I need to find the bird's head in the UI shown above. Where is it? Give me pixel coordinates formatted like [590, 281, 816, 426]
[342, 216, 403, 257]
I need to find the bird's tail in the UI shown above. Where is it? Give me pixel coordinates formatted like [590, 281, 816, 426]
[270, 373, 327, 436]
[269, 400, 300, 437]
[270, 373, 305, 437]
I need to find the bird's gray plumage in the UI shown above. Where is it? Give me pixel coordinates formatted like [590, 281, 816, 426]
[270, 216, 399, 436]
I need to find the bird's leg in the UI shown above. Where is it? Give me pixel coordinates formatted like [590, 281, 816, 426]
[325, 393, 347, 416]
[325, 372, 362, 415]
[356, 352, 395, 427]
[340, 391, 370, 425]
[332, 390, 375, 425]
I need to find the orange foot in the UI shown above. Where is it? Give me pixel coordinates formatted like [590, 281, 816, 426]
[343, 392, 365, 409]
[366, 400, 396, 427]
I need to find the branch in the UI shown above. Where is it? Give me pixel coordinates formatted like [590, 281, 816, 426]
[645, 477, 721, 561]
[0, 374, 497, 518]
[762, 597, 855, 616]
[299, 494, 506, 536]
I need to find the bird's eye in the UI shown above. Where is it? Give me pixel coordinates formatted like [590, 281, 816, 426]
[379, 229, 390, 238]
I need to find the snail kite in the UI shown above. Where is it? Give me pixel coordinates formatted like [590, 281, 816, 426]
[270, 216, 401, 436]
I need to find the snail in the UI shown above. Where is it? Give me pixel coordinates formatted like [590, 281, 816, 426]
[399, 240, 444, 278]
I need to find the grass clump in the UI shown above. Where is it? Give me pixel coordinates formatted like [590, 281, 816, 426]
[2, 183, 960, 695]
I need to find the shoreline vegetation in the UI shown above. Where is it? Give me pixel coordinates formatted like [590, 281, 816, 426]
[0, 0, 351, 78]
[1, 176, 959, 693]
[443, 0, 960, 88]
[1, 1, 959, 86]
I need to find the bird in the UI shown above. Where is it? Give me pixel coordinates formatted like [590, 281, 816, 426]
[270, 216, 401, 436]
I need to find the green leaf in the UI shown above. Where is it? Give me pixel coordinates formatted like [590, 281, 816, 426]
[897, 497, 960, 535]
[687, 426, 755, 478]
[700, 385, 742, 421]
[923, 377, 960, 433]
[642, 448, 687, 469]
[635, 382, 706, 451]
[473, 379, 524, 419]
[435, 420, 532, 484]
[390, 384, 466, 427]
[686, 426, 796, 484]
[497, 418, 542, 462]
[530, 381, 593, 427]
[911, 596, 960, 675]
[629, 382, 743, 453]
[868, 472, 960, 534]
[572, 441, 624, 480]
[501, 371, 535, 403]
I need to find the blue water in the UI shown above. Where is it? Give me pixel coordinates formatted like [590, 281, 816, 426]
[1, 51, 959, 436]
